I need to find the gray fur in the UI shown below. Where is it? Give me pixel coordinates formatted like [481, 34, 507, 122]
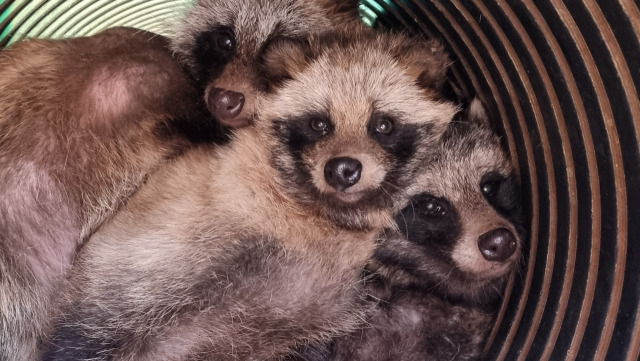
[288, 101, 524, 361]
[171, 0, 360, 72]
[42, 29, 457, 361]
[169, 0, 361, 127]
[0, 27, 213, 361]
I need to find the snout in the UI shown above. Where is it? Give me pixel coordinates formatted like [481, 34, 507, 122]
[206, 87, 246, 126]
[324, 157, 362, 191]
[477, 228, 517, 262]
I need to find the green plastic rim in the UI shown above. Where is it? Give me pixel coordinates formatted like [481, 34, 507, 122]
[0, 0, 193, 47]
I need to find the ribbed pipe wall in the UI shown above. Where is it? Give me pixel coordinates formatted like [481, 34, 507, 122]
[361, 2, 639, 360]
[1, 1, 639, 360]
[0, 0, 190, 47]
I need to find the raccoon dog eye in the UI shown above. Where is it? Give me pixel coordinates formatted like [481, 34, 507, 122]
[481, 179, 500, 198]
[374, 118, 394, 134]
[310, 118, 329, 134]
[213, 29, 236, 53]
[422, 198, 446, 216]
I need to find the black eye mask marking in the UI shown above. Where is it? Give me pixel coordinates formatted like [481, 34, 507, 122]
[480, 172, 523, 225]
[368, 114, 423, 164]
[394, 193, 460, 249]
[272, 112, 333, 155]
[192, 26, 237, 84]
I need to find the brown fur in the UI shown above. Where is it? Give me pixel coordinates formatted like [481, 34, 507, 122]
[42, 29, 457, 361]
[0, 27, 217, 361]
[287, 100, 524, 361]
[170, 0, 362, 127]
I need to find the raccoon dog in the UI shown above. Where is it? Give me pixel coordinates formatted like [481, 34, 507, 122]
[0, 27, 218, 361]
[171, 0, 361, 128]
[290, 100, 525, 361]
[42, 30, 457, 361]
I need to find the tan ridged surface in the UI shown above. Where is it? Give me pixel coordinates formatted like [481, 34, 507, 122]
[550, 2, 628, 361]
[580, 2, 629, 359]
[370, 1, 639, 360]
[620, 2, 640, 357]
[474, 2, 579, 359]
[519, 2, 602, 360]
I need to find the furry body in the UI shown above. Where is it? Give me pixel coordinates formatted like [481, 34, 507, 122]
[0, 27, 216, 361]
[171, 0, 361, 127]
[289, 101, 524, 361]
[43, 31, 456, 361]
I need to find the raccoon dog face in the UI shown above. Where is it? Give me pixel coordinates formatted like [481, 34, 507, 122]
[171, 0, 359, 128]
[375, 100, 524, 304]
[258, 31, 457, 230]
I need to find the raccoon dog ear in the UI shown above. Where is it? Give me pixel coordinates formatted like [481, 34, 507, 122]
[467, 97, 491, 128]
[396, 38, 451, 91]
[450, 97, 491, 128]
[261, 38, 313, 87]
[313, 0, 361, 25]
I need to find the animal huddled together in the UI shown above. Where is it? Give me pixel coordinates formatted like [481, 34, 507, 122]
[0, 0, 525, 360]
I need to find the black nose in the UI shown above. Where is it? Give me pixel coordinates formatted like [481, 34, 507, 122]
[324, 157, 362, 191]
[478, 228, 517, 262]
[207, 88, 245, 121]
